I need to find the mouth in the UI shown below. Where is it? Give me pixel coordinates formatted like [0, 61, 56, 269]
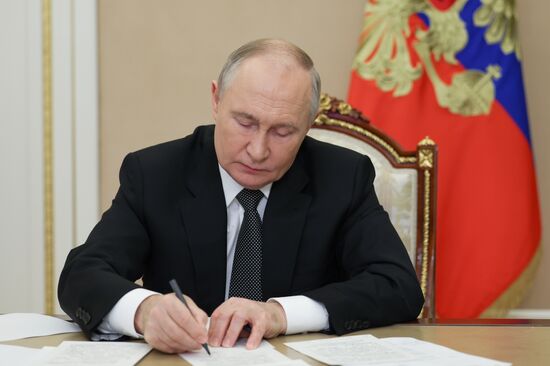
[239, 163, 268, 173]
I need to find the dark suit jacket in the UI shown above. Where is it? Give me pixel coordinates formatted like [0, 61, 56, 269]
[58, 125, 423, 337]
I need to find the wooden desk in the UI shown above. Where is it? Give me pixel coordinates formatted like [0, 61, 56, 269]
[3, 320, 549, 365]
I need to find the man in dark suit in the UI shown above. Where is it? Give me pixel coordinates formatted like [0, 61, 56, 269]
[58, 39, 423, 354]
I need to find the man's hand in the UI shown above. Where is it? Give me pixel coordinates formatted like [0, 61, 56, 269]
[134, 293, 208, 353]
[208, 298, 287, 350]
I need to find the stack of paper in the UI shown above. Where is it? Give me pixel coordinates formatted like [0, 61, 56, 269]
[0, 342, 152, 366]
[0, 313, 80, 342]
[0, 313, 152, 365]
[31, 341, 152, 366]
[285, 334, 511, 366]
[0, 344, 43, 365]
[181, 339, 308, 366]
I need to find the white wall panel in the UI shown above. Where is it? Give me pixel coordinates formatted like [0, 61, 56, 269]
[0, 0, 98, 314]
[0, 0, 44, 313]
[52, 0, 75, 314]
[73, 0, 99, 246]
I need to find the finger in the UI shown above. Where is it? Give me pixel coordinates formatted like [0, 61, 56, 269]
[166, 295, 208, 344]
[221, 313, 248, 347]
[246, 322, 265, 350]
[208, 306, 232, 347]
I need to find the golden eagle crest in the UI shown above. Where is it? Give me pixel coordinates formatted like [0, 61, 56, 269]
[353, 0, 519, 116]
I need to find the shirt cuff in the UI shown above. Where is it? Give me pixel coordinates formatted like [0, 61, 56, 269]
[268, 295, 329, 335]
[96, 288, 159, 339]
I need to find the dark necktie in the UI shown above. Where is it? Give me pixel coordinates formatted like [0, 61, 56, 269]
[228, 189, 264, 301]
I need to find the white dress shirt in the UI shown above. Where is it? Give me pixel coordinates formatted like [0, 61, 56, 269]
[96, 165, 329, 339]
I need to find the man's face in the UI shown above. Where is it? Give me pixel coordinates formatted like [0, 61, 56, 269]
[212, 56, 312, 189]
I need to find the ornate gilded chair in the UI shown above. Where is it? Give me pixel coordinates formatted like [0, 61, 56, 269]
[309, 94, 437, 318]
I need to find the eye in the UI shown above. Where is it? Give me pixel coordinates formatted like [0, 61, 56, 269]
[233, 113, 258, 129]
[273, 127, 294, 137]
[235, 117, 252, 128]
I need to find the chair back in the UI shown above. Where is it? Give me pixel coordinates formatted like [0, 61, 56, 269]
[308, 94, 437, 318]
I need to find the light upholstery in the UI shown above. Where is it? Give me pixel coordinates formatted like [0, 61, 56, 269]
[307, 129, 419, 262]
[308, 94, 437, 318]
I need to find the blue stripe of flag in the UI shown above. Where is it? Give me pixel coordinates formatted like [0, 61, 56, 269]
[456, 0, 531, 144]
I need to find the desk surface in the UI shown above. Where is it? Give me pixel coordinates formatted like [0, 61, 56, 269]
[3, 320, 549, 365]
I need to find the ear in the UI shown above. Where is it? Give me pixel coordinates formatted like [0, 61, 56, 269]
[211, 80, 220, 121]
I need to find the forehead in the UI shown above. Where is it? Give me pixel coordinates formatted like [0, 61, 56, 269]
[222, 55, 312, 122]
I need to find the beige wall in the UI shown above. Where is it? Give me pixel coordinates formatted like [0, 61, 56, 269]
[516, 2, 550, 308]
[98, 1, 550, 310]
[98, 0, 365, 209]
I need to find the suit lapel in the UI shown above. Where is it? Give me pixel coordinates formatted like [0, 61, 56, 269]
[262, 152, 311, 299]
[179, 129, 227, 312]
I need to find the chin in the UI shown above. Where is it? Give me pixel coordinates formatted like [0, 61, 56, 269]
[235, 175, 273, 190]
[240, 181, 269, 190]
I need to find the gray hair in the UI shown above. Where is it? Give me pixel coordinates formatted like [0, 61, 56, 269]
[217, 39, 321, 123]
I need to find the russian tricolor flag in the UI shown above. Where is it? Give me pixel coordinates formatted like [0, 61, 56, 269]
[348, 0, 541, 318]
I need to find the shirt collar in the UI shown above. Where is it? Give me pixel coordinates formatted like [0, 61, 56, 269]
[218, 164, 272, 207]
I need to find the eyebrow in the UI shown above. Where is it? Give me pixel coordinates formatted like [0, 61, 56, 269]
[232, 111, 259, 123]
[274, 124, 298, 131]
[232, 111, 299, 130]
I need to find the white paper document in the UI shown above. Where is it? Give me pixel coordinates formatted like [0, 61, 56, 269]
[285, 334, 511, 366]
[180, 339, 299, 366]
[378, 337, 511, 366]
[285, 334, 414, 365]
[0, 313, 80, 342]
[30, 341, 152, 366]
[0, 344, 44, 365]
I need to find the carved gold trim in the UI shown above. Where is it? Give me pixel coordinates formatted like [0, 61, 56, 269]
[418, 135, 434, 297]
[418, 137, 435, 168]
[313, 115, 417, 164]
[42, 0, 54, 315]
[336, 101, 353, 115]
[418, 136, 436, 146]
[319, 94, 332, 111]
[480, 247, 541, 318]
[419, 150, 433, 169]
[420, 170, 430, 297]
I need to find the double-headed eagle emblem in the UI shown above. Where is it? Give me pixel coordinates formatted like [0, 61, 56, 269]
[353, 0, 519, 116]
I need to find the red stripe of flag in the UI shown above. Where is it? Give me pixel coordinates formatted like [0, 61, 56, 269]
[348, 7, 541, 317]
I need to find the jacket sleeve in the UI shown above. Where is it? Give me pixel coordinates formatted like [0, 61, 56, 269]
[58, 153, 150, 337]
[303, 156, 424, 335]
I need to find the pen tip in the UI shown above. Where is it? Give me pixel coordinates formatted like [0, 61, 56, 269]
[203, 343, 211, 355]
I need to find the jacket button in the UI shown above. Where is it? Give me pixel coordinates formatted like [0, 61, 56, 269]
[344, 320, 352, 330]
[82, 311, 91, 325]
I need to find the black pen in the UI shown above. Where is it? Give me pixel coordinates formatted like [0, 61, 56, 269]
[169, 279, 211, 355]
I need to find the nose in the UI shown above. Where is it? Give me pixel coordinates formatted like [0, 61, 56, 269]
[246, 131, 269, 163]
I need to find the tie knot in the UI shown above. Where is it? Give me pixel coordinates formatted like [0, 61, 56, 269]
[236, 189, 264, 211]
